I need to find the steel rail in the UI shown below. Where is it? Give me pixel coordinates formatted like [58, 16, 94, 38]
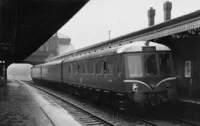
[24, 81, 115, 126]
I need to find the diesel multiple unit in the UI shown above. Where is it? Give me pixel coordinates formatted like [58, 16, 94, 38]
[31, 41, 177, 105]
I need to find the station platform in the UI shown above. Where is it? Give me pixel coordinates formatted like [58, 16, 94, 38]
[0, 79, 81, 126]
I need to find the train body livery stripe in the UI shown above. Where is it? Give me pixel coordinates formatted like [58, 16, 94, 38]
[155, 77, 176, 87]
[124, 80, 152, 89]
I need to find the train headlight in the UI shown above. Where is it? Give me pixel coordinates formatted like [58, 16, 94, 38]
[132, 83, 139, 92]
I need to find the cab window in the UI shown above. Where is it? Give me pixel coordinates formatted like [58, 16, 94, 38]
[125, 54, 143, 78]
[144, 54, 158, 76]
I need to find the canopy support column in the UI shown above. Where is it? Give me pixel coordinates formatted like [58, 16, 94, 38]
[0, 60, 7, 86]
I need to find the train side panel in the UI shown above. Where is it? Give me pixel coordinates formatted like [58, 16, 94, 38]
[85, 54, 124, 92]
[62, 60, 97, 86]
[81, 59, 97, 88]
[41, 62, 62, 83]
[62, 54, 125, 93]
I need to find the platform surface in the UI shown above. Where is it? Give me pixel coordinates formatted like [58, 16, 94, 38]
[0, 79, 81, 126]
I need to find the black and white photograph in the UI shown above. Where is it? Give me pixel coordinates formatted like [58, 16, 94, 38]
[1, 0, 200, 125]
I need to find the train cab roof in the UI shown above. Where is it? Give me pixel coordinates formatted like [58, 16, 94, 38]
[116, 41, 170, 53]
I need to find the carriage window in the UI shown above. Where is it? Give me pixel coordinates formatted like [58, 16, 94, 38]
[96, 61, 102, 74]
[90, 62, 94, 74]
[82, 63, 85, 73]
[81, 63, 84, 73]
[92, 62, 96, 74]
[78, 64, 81, 73]
[68, 64, 71, 74]
[87, 62, 89, 73]
[84, 62, 89, 73]
[80, 63, 83, 73]
[90, 61, 95, 74]
[117, 63, 120, 76]
[103, 61, 108, 73]
[103, 61, 112, 74]
[89, 62, 91, 74]
[125, 55, 143, 78]
[82, 63, 84, 73]
[108, 64, 112, 74]
[116, 57, 120, 77]
[73, 63, 77, 74]
[89, 62, 92, 74]
[144, 54, 158, 76]
[68, 63, 73, 75]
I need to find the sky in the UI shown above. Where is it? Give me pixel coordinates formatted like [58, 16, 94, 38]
[58, 0, 200, 50]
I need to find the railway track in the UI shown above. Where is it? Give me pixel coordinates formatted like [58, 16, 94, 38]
[20, 80, 200, 126]
[139, 114, 200, 126]
[167, 116, 200, 126]
[22, 81, 115, 126]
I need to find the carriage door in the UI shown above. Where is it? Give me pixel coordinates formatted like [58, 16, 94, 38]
[184, 61, 193, 97]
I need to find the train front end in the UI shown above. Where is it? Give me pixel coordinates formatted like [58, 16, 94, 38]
[122, 42, 177, 105]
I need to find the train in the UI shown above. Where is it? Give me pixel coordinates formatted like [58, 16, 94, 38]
[31, 41, 177, 107]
